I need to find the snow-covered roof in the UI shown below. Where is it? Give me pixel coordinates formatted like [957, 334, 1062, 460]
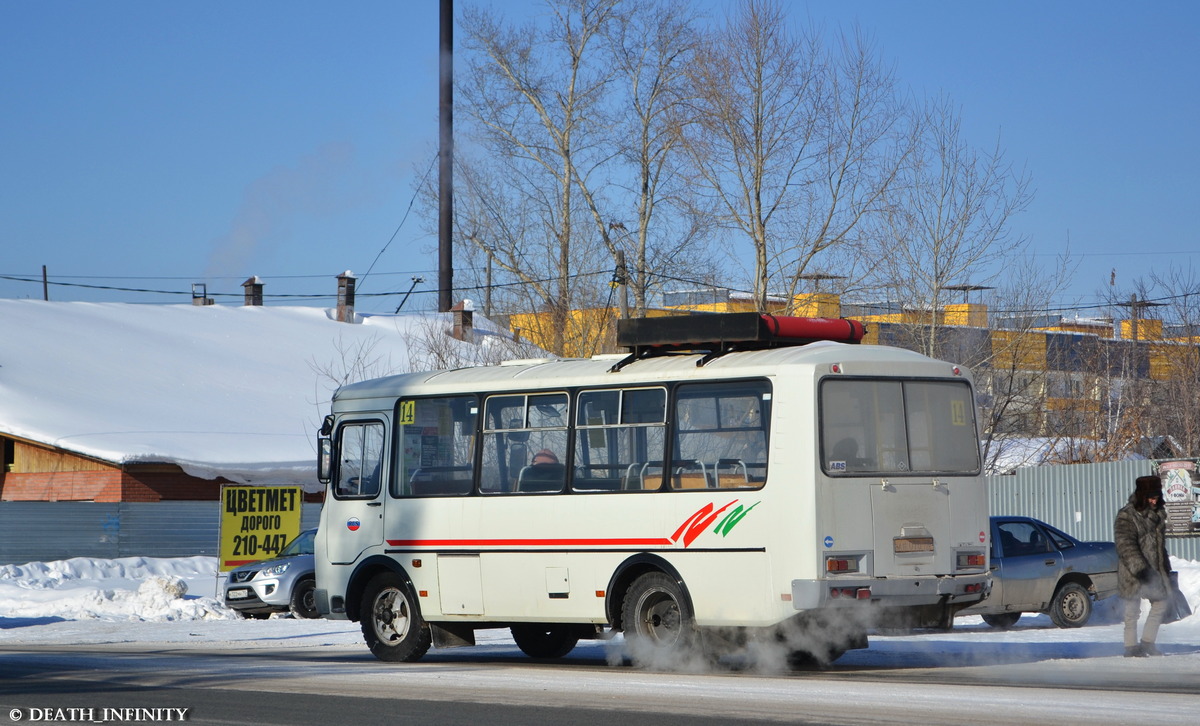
[0, 300, 473, 491]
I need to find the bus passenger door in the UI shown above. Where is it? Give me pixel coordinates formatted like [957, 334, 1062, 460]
[325, 419, 388, 565]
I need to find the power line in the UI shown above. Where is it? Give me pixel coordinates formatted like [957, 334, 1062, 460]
[359, 153, 439, 293]
[6, 268, 1200, 321]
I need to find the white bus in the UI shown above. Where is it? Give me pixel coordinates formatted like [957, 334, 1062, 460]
[313, 313, 990, 666]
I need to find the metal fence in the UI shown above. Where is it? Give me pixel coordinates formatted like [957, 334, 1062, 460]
[989, 459, 1200, 561]
[0, 501, 321, 566]
[2, 460, 1198, 566]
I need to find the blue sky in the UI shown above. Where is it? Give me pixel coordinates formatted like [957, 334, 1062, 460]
[2, 1, 1196, 315]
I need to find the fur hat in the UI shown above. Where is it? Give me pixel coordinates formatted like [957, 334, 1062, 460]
[1133, 475, 1163, 508]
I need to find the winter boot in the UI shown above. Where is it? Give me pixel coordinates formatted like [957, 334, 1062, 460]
[1124, 644, 1147, 658]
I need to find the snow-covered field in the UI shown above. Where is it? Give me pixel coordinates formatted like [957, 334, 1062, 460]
[2, 553, 1199, 665]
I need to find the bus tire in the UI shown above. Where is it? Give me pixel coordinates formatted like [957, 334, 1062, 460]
[360, 571, 431, 662]
[1048, 581, 1091, 628]
[510, 624, 580, 659]
[621, 571, 697, 666]
[289, 578, 319, 619]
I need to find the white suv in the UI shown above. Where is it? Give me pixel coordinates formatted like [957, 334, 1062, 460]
[223, 529, 318, 619]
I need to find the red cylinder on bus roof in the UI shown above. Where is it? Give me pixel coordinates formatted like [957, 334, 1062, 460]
[760, 315, 865, 343]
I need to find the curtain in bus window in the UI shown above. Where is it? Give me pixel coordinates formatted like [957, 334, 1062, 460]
[395, 396, 476, 497]
[336, 422, 384, 498]
[671, 382, 770, 490]
[574, 388, 666, 492]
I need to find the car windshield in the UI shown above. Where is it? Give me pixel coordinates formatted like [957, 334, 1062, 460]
[279, 529, 316, 557]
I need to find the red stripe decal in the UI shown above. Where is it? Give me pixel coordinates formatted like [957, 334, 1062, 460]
[386, 537, 674, 547]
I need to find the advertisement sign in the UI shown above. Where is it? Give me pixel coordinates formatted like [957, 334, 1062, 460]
[1157, 461, 1200, 537]
[218, 485, 302, 572]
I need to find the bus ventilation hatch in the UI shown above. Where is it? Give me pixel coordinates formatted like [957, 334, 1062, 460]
[611, 313, 866, 370]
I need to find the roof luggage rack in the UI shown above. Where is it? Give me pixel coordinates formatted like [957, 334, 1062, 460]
[610, 312, 866, 370]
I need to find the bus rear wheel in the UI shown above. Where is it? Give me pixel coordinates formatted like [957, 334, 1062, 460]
[360, 572, 432, 662]
[621, 571, 697, 666]
[510, 624, 580, 659]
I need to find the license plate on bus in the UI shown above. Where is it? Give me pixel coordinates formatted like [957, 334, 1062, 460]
[893, 536, 935, 553]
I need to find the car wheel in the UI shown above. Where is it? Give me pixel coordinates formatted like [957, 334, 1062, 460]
[621, 571, 697, 666]
[289, 578, 319, 619]
[981, 612, 1021, 629]
[360, 571, 431, 662]
[510, 624, 580, 659]
[1048, 581, 1092, 628]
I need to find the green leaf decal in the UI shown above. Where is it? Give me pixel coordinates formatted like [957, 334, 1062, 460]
[714, 501, 760, 537]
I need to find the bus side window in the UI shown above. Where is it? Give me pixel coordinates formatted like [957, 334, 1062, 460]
[481, 393, 568, 494]
[395, 396, 476, 497]
[672, 381, 770, 491]
[573, 387, 666, 493]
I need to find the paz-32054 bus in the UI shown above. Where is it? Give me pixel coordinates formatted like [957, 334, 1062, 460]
[313, 313, 990, 666]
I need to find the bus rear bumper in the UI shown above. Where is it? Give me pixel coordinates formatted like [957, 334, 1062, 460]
[791, 573, 990, 611]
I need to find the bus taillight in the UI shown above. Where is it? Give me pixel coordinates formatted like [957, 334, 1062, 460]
[825, 555, 860, 573]
[830, 587, 872, 599]
[957, 553, 986, 568]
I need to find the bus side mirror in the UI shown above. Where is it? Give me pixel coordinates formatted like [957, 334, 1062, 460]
[317, 437, 333, 483]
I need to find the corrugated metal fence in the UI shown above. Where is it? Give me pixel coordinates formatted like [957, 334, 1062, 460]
[0, 502, 322, 566]
[989, 459, 1200, 561]
[2, 461, 1198, 565]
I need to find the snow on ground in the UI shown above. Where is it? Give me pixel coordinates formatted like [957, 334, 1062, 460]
[2, 554, 1198, 666]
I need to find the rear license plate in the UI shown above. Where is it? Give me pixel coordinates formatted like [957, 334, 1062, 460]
[894, 536, 934, 553]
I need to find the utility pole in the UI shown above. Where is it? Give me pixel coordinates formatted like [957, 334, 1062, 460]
[1118, 294, 1165, 342]
[42, 265, 48, 301]
[437, 0, 454, 312]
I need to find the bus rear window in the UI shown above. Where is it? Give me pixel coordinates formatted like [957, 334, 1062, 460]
[820, 378, 979, 476]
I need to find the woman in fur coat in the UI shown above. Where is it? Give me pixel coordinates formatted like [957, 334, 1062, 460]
[1113, 475, 1172, 657]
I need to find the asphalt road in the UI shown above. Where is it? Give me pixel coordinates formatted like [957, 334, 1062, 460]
[1, 642, 1198, 726]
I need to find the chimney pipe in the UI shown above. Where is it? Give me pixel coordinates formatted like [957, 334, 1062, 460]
[336, 271, 357, 323]
[242, 276, 263, 306]
[191, 283, 214, 306]
[451, 300, 473, 341]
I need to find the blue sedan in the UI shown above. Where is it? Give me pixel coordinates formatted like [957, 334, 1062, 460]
[959, 516, 1119, 628]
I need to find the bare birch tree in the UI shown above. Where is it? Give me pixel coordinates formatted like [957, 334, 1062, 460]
[458, 0, 621, 355]
[1150, 268, 1200, 457]
[677, 1, 909, 311]
[871, 95, 1034, 359]
[603, 0, 716, 317]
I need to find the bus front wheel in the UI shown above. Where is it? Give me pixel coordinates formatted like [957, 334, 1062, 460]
[360, 572, 432, 662]
[621, 571, 697, 666]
